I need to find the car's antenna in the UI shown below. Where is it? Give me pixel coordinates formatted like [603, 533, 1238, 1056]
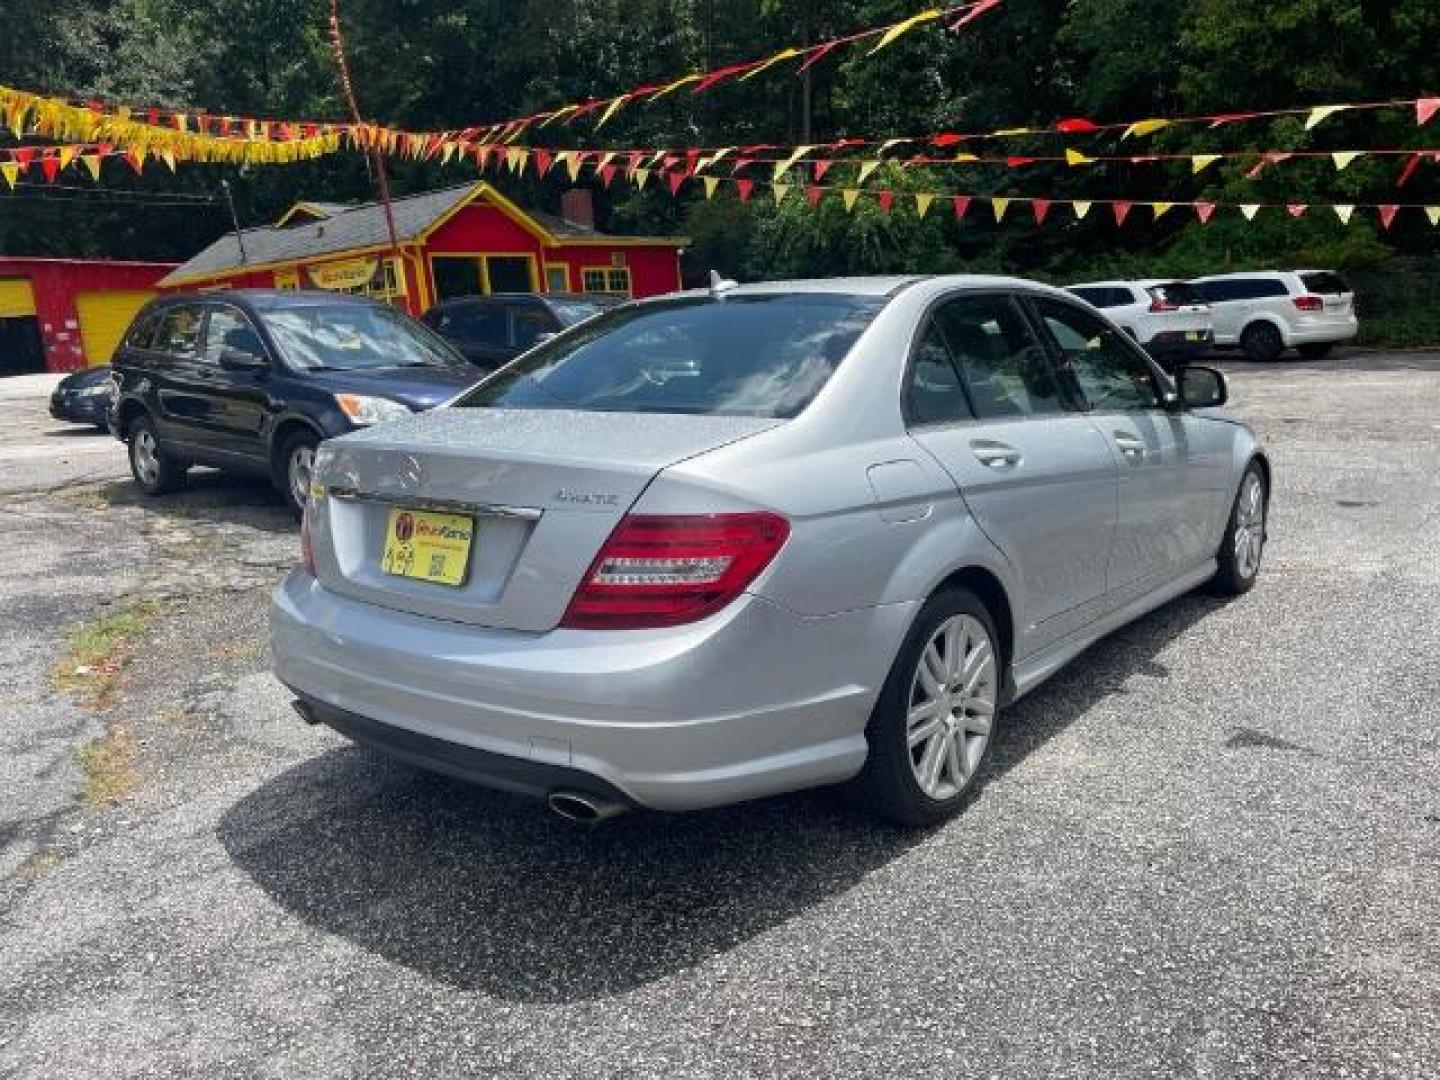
[709, 270, 739, 300]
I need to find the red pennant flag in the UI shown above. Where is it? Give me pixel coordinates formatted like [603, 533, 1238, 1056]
[877, 190, 894, 214]
[1032, 199, 1051, 225]
[13, 147, 35, 169]
[952, 195, 971, 220]
[1208, 111, 1255, 128]
[731, 157, 755, 174]
[736, 179, 755, 202]
[796, 40, 842, 73]
[692, 62, 752, 95]
[146, 108, 159, 125]
[533, 149, 553, 176]
[303, 123, 318, 139]
[1418, 98, 1440, 126]
[667, 171, 685, 195]
[805, 185, 823, 207]
[40, 154, 59, 183]
[950, 0, 1000, 31]
[685, 148, 700, 173]
[196, 114, 210, 134]
[1054, 118, 1098, 134]
[661, 154, 680, 173]
[1286, 204, 1308, 218]
[124, 149, 145, 175]
[931, 132, 965, 148]
[812, 159, 833, 182]
[1396, 153, 1423, 188]
[627, 151, 645, 174]
[1112, 202, 1133, 226]
[1195, 202, 1217, 224]
[1003, 156, 1036, 168]
[220, 117, 233, 136]
[599, 164, 617, 188]
[1377, 204, 1399, 230]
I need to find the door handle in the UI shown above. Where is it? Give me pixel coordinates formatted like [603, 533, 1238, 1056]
[1113, 432, 1146, 460]
[970, 440, 1022, 469]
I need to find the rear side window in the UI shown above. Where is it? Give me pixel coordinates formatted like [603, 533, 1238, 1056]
[1069, 287, 1116, 308]
[934, 294, 1066, 419]
[151, 306, 205, 359]
[457, 293, 886, 419]
[905, 322, 972, 425]
[1220, 278, 1289, 300]
[1299, 272, 1350, 295]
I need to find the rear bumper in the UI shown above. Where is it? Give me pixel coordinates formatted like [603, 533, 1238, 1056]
[49, 393, 109, 424]
[1286, 317, 1358, 345]
[271, 571, 915, 811]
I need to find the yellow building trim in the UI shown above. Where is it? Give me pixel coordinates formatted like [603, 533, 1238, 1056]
[162, 241, 402, 288]
[0, 277, 37, 318]
[544, 262, 572, 292]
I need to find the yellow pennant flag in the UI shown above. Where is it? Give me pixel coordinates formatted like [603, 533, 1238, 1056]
[857, 160, 881, 184]
[772, 183, 791, 205]
[161, 149, 177, 172]
[1123, 119, 1170, 139]
[596, 95, 628, 130]
[740, 47, 800, 80]
[633, 167, 650, 190]
[0, 162, 17, 189]
[652, 73, 702, 99]
[1333, 204, 1355, 224]
[773, 145, 813, 179]
[81, 154, 102, 181]
[597, 151, 616, 172]
[538, 104, 578, 129]
[1426, 206, 1440, 227]
[991, 197, 1010, 222]
[1240, 204, 1261, 220]
[842, 188, 861, 212]
[869, 9, 942, 54]
[1191, 154, 1221, 174]
[915, 192, 934, 219]
[1072, 201, 1092, 220]
[1065, 148, 1096, 166]
[1152, 202, 1174, 220]
[565, 152, 583, 183]
[1331, 151, 1361, 171]
[1305, 105, 1350, 130]
[703, 177, 719, 200]
[58, 145, 78, 171]
[878, 138, 911, 156]
[952, 152, 980, 163]
[993, 127, 1034, 137]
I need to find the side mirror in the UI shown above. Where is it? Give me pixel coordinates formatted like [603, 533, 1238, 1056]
[219, 347, 267, 372]
[1178, 365, 1228, 408]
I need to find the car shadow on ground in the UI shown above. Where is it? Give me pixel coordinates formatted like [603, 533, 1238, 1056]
[217, 592, 1218, 1003]
[94, 470, 296, 535]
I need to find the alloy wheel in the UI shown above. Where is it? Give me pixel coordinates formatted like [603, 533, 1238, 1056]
[906, 614, 998, 800]
[288, 444, 316, 509]
[1234, 472, 1266, 579]
[133, 430, 160, 486]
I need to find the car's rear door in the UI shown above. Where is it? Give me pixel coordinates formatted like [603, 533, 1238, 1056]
[1027, 296, 1227, 596]
[144, 302, 213, 452]
[903, 291, 1119, 657]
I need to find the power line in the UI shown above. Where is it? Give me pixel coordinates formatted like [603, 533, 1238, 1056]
[7, 181, 219, 202]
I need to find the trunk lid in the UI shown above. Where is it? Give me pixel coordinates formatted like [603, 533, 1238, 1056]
[308, 408, 781, 632]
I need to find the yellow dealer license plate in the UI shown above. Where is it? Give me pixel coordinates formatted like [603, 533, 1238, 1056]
[381, 508, 475, 587]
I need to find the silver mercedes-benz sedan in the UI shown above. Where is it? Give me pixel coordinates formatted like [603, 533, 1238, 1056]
[271, 275, 1269, 826]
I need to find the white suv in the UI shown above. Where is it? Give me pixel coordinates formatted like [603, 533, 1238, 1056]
[1190, 270, 1357, 361]
[1065, 280, 1214, 369]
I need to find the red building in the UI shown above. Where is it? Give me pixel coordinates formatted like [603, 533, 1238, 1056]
[161, 182, 686, 315]
[0, 257, 176, 374]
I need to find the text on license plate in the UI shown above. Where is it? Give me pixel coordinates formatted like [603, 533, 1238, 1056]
[381, 508, 475, 587]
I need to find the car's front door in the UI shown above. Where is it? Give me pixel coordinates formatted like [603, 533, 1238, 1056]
[197, 303, 274, 462]
[904, 292, 1119, 658]
[1028, 296, 1221, 599]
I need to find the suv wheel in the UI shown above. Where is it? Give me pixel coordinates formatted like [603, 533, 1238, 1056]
[127, 415, 187, 496]
[855, 588, 1001, 827]
[278, 429, 320, 519]
[1240, 322, 1284, 362]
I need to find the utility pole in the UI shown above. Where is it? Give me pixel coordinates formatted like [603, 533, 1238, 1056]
[220, 178, 248, 264]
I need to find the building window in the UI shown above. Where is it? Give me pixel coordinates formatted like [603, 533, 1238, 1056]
[308, 257, 407, 305]
[274, 269, 300, 290]
[582, 267, 631, 296]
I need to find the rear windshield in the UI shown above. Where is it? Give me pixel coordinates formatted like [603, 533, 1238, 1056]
[454, 293, 887, 419]
[1299, 272, 1351, 295]
[1146, 282, 1201, 306]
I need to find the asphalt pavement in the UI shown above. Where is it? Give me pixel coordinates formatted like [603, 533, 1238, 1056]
[0, 350, 1436, 1078]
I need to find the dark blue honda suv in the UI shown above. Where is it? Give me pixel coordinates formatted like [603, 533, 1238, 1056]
[110, 290, 479, 516]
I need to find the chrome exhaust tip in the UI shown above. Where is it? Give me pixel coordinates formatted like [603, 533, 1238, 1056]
[547, 790, 628, 825]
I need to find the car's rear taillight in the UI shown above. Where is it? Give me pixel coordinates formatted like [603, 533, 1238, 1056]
[1293, 294, 1324, 311]
[561, 512, 790, 630]
[300, 500, 317, 577]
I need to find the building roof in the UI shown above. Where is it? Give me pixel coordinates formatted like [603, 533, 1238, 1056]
[162, 181, 684, 286]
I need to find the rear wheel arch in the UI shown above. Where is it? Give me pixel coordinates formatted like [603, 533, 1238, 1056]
[932, 565, 1014, 674]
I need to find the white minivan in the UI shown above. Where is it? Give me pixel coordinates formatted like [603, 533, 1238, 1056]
[1065, 279, 1214, 369]
[1190, 270, 1357, 361]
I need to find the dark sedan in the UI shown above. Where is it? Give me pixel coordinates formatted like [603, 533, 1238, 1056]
[110, 290, 478, 516]
[421, 293, 621, 372]
[49, 366, 115, 429]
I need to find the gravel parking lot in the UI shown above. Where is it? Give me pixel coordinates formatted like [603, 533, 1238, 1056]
[1, 351, 1437, 1079]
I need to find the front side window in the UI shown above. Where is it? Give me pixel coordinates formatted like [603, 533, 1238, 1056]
[260, 303, 465, 372]
[1033, 298, 1161, 412]
[203, 307, 267, 366]
[934, 294, 1066, 419]
[152, 306, 205, 359]
[905, 321, 971, 425]
[457, 293, 885, 419]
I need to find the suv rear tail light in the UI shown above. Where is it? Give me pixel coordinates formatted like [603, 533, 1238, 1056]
[561, 512, 790, 630]
[1293, 294, 1324, 311]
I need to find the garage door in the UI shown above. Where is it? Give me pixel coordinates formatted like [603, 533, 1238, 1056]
[76, 290, 156, 366]
[0, 278, 36, 319]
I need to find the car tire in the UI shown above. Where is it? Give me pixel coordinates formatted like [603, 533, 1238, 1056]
[277, 429, 321, 520]
[1208, 462, 1268, 596]
[854, 588, 1002, 827]
[1240, 322, 1285, 362]
[1297, 342, 1334, 359]
[126, 415, 187, 496]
